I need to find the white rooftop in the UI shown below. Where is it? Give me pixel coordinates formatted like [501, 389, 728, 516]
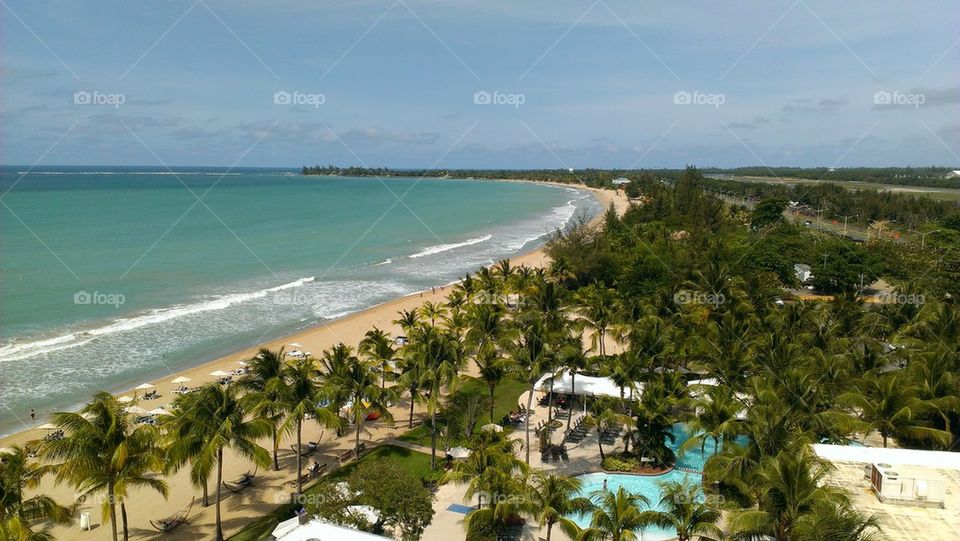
[271, 516, 392, 541]
[813, 444, 960, 470]
[535, 372, 641, 398]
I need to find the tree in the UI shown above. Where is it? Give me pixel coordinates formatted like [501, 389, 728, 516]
[638, 480, 723, 541]
[237, 347, 286, 470]
[0, 446, 72, 541]
[444, 430, 526, 509]
[812, 241, 869, 293]
[165, 384, 271, 541]
[473, 348, 509, 423]
[575, 284, 617, 356]
[45, 393, 167, 541]
[510, 313, 555, 464]
[579, 486, 650, 541]
[280, 356, 340, 495]
[527, 472, 592, 541]
[360, 327, 397, 389]
[325, 348, 395, 459]
[405, 323, 463, 469]
[583, 397, 631, 461]
[841, 373, 951, 448]
[345, 460, 434, 540]
[751, 198, 788, 230]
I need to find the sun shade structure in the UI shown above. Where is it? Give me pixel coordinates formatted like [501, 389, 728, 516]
[125, 406, 148, 416]
[481, 423, 504, 433]
[447, 446, 471, 459]
[209, 370, 232, 377]
[37, 423, 58, 430]
[271, 516, 392, 541]
[117, 396, 134, 403]
[535, 373, 640, 398]
[170, 376, 192, 384]
[135, 383, 156, 390]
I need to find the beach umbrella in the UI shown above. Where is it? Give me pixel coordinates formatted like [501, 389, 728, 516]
[289, 342, 303, 348]
[117, 396, 134, 403]
[37, 423, 58, 430]
[135, 383, 155, 390]
[237, 360, 249, 366]
[209, 370, 232, 378]
[447, 446, 471, 459]
[480, 423, 504, 433]
[148, 408, 173, 417]
[0, 447, 15, 455]
[125, 406, 148, 416]
[170, 376, 192, 384]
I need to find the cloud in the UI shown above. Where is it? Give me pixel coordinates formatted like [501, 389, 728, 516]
[340, 127, 441, 146]
[726, 121, 756, 130]
[782, 97, 848, 113]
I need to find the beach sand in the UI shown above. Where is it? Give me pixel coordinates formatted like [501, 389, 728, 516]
[2, 184, 628, 541]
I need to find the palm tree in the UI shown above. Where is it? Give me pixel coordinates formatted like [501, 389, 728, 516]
[396, 352, 428, 428]
[325, 348, 394, 459]
[510, 313, 555, 464]
[729, 450, 847, 541]
[638, 480, 723, 541]
[444, 430, 525, 509]
[0, 446, 72, 541]
[474, 347, 508, 422]
[406, 323, 463, 469]
[393, 308, 420, 334]
[45, 393, 167, 541]
[791, 501, 883, 541]
[681, 385, 742, 455]
[575, 284, 617, 356]
[840, 373, 951, 448]
[359, 327, 397, 389]
[280, 356, 340, 495]
[579, 486, 650, 541]
[583, 397, 631, 461]
[237, 347, 286, 470]
[420, 301, 448, 327]
[165, 384, 271, 541]
[527, 472, 592, 541]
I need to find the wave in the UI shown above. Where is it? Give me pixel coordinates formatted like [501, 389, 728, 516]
[372, 258, 393, 266]
[0, 276, 315, 362]
[409, 234, 492, 259]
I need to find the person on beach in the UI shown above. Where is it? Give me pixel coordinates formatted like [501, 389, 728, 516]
[602, 478, 608, 492]
[29, 409, 35, 421]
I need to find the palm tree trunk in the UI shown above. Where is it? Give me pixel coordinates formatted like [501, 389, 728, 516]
[202, 480, 209, 507]
[273, 426, 280, 471]
[355, 409, 362, 458]
[296, 417, 304, 495]
[546, 521, 554, 541]
[430, 405, 438, 469]
[215, 448, 224, 541]
[599, 329, 605, 356]
[567, 371, 576, 433]
[598, 436, 605, 460]
[548, 378, 555, 422]
[409, 388, 416, 428]
[489, 384, 496, 423]
[107, 484, 118, 541]
[121, 501, 129, 541]
[525, 384, 535, 464]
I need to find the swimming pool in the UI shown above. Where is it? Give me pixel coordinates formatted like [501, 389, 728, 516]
[569, 424, 723, 540]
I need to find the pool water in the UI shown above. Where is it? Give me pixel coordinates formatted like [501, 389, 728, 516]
[569, 424, 727, 540]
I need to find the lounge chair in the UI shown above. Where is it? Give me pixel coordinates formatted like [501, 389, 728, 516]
[223, 470, 256, 493]
[150, 497, 194, 533]
[291, 441, 318, 457]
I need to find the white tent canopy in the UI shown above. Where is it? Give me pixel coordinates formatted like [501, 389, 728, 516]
[271, 516, 392, 541]
[535, 372, 640, 398]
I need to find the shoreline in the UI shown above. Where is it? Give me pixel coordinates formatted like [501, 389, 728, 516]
[0, 182, 625, 448]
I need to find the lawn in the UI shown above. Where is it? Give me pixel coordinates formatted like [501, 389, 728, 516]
[396, 375, 528, 447]
[228, 445, 433, 541]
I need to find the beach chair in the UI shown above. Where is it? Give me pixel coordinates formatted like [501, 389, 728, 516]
[291, 441, 319, 457]
[150, 497, 194, 533]
[337, 449, 355, 464]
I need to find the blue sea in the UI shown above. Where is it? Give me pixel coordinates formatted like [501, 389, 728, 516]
[0, 166, 600, 435]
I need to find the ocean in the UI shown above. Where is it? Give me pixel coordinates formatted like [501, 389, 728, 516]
[0, 166, 600, 436]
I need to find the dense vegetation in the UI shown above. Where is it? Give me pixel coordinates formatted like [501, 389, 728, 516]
[4, 168, 959, 541]
[708, 166, 960, 189]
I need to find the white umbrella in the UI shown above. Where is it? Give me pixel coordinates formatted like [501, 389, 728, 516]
[289, 342, 303, 348]
[37, 423, 58, 430]
[0, 447, 15, 455]
[209, 370, 232, 377]
[135, 383, 155, 390]
[126, 406, 148, 415]
[480, 423, 504, 433]
[237, 360, 249, 367]
[117, 396, 134, 403]
[171, 376, 192, 384]
[148, 408, 173, 417]
[447, 446, 471, 459]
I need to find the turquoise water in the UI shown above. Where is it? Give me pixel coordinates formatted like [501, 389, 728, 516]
[0, 167, 600, 435]
[571, 424, 722, 540]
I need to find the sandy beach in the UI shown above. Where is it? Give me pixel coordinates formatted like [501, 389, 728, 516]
[2, 183, 628, 540]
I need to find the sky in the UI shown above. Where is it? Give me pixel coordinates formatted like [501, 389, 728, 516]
[2, 0, 959, 169]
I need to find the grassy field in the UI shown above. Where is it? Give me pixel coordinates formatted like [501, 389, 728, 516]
[731, 175, 960, 202]
[396, 376, 528, 447]
[229, 445, 433, 541]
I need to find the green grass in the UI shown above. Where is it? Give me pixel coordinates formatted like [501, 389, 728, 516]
[396, 376, 528, 447]
[228, 445, 433, 541]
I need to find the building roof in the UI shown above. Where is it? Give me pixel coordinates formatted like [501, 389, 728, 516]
[535, 372, 641, 398]
[813, 444, 960, 470]
[271, 516, 392, 541]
